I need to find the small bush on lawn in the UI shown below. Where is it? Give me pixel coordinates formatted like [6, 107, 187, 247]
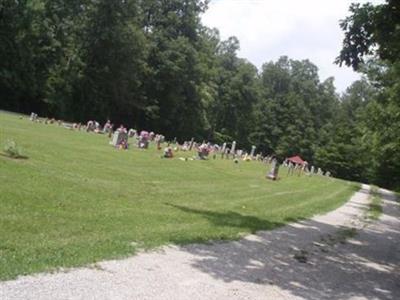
[3, 140, 27, 159]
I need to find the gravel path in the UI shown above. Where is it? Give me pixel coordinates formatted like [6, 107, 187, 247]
[1, 184, 399, 300]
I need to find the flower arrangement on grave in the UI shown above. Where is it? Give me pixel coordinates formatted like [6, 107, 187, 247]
[197, 143, 209, 160]
[163, 146, 173, 158]
[138, 131, 149, 149]
[118, 140, 128, 150]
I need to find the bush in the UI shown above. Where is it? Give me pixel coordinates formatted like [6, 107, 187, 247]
[3, 140, 26, 159]
[213, 131, 233, 145]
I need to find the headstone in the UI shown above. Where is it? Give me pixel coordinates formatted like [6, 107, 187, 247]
[163, 146, 173, 158]
[301, 163, 308, 174]
[138, 131, 149, 149]
[221, 142, 227, 153]
[156, 134, 164, 143]
[317, 168, 323, 175]
[30, 112, 38, 121]
[149, 132, 155, 141]
[250, 145, 256, 158]
[267, 159, 280, 180]
[110, 130, 128, 147]
[86, 121, 95, 132]
[128, 129, 136, 138]
[188, 138, 195, 151]
[103, 120, 112, 134]
[230, 141, 236, 158]
[198, 143, 209, 160]
[288, 161, 295, 175]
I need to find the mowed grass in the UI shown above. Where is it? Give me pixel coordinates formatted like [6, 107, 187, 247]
[0, 111, 358, 280]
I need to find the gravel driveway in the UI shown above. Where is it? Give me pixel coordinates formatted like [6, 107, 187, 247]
[1, 184, 399, 300]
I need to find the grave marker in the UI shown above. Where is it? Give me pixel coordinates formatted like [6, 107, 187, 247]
[267, 159, 280, 180]
[188, 138, 195, 151]
[250, 145, 256, 158]
[110, 130, 128, 147]
[231, 141, 236, 158]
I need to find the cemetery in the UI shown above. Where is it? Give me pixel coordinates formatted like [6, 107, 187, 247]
[0, 111, 359, 280]
[1, 0, 400, 297]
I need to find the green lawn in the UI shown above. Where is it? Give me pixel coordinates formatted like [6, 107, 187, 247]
[0, 111, 358, 280]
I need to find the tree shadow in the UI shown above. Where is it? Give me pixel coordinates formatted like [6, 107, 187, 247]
[165, 203, 284, 233]
[166, 198, 400, 300]
[0, 152, 29, 160]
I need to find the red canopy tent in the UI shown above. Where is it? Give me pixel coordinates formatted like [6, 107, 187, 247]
[287, 155, 305, 165]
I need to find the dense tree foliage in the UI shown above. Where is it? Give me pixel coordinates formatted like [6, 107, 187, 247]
[335, 0, 400, 189]
[1, 0, 399, 189]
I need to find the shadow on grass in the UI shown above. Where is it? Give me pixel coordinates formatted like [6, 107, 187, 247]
[0, 152, 28, 160]
[165, 203, 285, 233]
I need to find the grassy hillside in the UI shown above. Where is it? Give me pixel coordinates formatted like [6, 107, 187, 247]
[0, 111, 358, 280]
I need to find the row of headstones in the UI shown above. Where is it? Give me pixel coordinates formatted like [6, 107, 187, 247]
[109, 131, 256, 161]
[110, 127, 165, 150]
[70, 116, 236, 159]
[285, 162, 331, 177]
[29, 113, 62, 125]
[172, 140, 262, 161]
[30, 113, 108, 132]
[28, 112, 332, 176]
[219, 142, 260, 160]
[104, 123, 332, 177]
[216, 142, 333, 180]
[86, 120, 112, 134]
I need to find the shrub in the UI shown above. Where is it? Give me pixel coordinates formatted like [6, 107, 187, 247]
[3, 140, 26, 159]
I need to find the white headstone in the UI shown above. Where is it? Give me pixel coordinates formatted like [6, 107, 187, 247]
[30, 112, 37, 121]
[267, 159, 280, 180]
[231, 141, 236, 158]
[221, 142, 227, 153]
[250, 145, 256, 157]
[317, 168, 323, 175]
[128, 129, 136, 138]
[110, 130, 128, 147]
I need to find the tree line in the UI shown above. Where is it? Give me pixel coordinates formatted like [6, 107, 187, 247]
[1, 0, 399, 190]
